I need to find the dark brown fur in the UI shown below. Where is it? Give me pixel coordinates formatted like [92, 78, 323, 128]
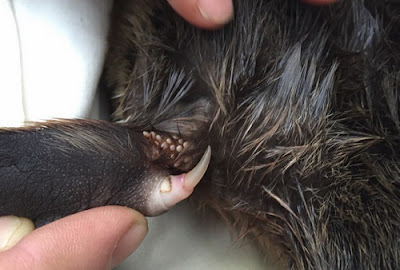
[104, 0, 400, 269]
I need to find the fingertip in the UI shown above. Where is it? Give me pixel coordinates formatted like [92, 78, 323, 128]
[124, 207, 148, 228]
[167, 0, 233, 29]
[197, 0, 234, 25]
[111, 217, 148, 268]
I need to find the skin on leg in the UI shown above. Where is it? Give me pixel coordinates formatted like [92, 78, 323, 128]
[0, 120, 211, 226]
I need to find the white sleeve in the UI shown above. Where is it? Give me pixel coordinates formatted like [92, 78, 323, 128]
[0, 0, 24, 127]
[1, 0, 112, 125]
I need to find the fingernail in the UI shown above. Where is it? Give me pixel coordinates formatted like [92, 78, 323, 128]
[198, 0, 234, 24]
[111, 219, 148, 267]
[0, 216, 34, 251]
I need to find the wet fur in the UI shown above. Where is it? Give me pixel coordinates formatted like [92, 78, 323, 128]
[104, 0, 400, 269]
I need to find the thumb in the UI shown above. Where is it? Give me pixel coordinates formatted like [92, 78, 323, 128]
[0, 206, 148, 270]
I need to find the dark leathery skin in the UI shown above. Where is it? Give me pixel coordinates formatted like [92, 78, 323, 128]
[0, 120, 168, 226]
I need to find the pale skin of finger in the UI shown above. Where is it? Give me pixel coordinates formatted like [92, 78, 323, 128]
[0, 206, 148, 270]
[167, 0, 234, 29]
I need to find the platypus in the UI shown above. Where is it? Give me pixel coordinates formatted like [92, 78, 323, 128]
[1, 0, 400, 269]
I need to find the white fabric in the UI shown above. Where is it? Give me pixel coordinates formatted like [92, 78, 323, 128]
[0, 0, 24, 126]
[0, 1, 271, 269]
[1, 0, 111, 123]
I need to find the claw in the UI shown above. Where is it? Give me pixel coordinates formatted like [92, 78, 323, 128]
[148, 146, 211, 215]
[181, 146, 211, 191]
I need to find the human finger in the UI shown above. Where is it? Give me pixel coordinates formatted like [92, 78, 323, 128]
[0, 206, 148, 270]
[167, 0, 234, 29]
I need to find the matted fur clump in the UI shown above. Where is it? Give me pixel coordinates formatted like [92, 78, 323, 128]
[104, 0, 400, 269]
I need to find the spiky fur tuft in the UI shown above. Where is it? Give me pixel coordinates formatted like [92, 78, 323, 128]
[104, 0, 400, 269]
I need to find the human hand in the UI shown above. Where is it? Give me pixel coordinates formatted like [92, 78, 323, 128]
[0, 206, 148, 270]
[168, 0, 339, 29]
